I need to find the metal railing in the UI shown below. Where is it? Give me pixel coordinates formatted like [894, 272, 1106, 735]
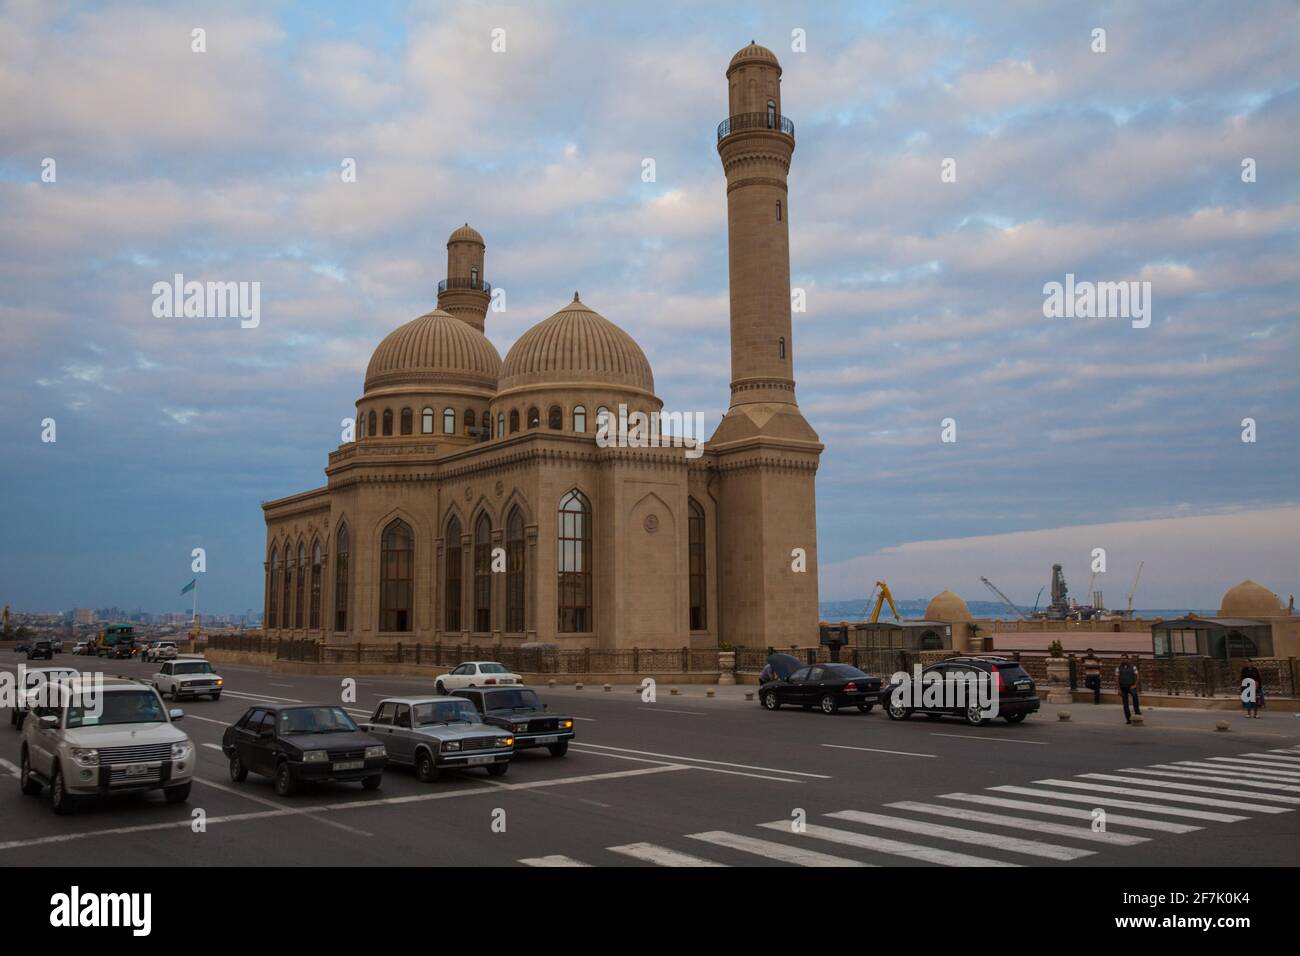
[717, 112, 795, 142]
[437, 277, 491, 294]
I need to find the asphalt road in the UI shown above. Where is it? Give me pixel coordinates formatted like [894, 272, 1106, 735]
[3, 653, 1298, 867]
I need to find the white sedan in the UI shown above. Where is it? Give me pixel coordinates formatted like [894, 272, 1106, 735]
[434, 661, 521, 693]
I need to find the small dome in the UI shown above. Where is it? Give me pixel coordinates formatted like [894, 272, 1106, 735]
[364, 309, 501, 393]
[448, 223, 484, 246]
[499, 296, 655, 394]
[728, 41, 781, 74]
[1219, 580, 1282, 617]
[925, 590, 972, 622]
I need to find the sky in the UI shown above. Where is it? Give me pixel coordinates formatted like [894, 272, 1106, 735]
[1, 0, 1297, 615]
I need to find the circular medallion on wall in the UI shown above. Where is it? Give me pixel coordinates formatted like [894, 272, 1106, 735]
[494, 480, 504, 497]
[643, 513, 659, 533]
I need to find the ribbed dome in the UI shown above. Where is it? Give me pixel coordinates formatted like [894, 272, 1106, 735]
[728, 41, 781, 73]
[499, 296, 655, 393]
[364, 310, 501, 392]
[1219, 580, 1282, 617]
[925, 590, 972, 622]
[448, 223, 484, 246]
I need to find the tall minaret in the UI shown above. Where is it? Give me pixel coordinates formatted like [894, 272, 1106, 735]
[711, 42, 823, 649]
[437, 223, 490, 331]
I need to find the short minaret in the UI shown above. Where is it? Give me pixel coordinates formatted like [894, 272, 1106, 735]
[710, 42, 823, 650]
[437, 223, 490, 331]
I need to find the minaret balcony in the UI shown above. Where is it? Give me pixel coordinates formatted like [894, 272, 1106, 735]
[438, 277, 492, 294]
[717, 112, 795, 142]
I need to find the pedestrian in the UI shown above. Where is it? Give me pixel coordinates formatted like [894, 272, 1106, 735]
[1240, 659, 1263, 719]
[1082, 648, 1102, 704]
[1116, 654, 1142, 724]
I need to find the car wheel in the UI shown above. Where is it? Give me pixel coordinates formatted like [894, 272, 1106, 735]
[211, 693, 221, 701]
[415, 750, 441, 783]
[435, 681, 446, 695]
[964, 704, 989, 726]
[20, 749, 41, 796]
[229, 753, 248, 782]
[1004, 712, 1027, 723]
[761, 690, 780, 711]
[548, 741, 569, 757]
[164, 782, 191, 804]
[820, 695, 838, 715]
[274, 761, 297, 797]
[486, 763, 508, 777]
[857, 703, 875, 713]
[50, 765, 75, 815]
[361, 775, 382, 791]
[886, 700, 912, 721]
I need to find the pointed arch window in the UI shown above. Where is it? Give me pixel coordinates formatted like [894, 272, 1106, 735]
[295, 542, 306, 628]
[379, 519, 413, 632]
[334, 524, 349, 632]
[444, 516, 462, 632]
[443, 407, 455, 434]
[506, 507, 526, 632]
[268, 546, 281, 630]
[689, 499, 707, 630]
[309, 541, 322, 629]
[280, 544, 293, 630]
[557, 490, 592, 633]
[573, 405, 587, 433]
[473, 514, 492, 632]
[421, 407, 434, 434]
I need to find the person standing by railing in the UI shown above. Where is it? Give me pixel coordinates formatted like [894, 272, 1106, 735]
[1240, 659, 1263, 718]
[1117, 655, 1142, 724]
[1082, 649, 1102, 704]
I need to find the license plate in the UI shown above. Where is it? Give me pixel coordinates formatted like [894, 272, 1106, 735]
[534, 735, 558, 744]
[465, 755, 492, 766]
[333, 760, 363, 771]
[124, 764, 150, 777]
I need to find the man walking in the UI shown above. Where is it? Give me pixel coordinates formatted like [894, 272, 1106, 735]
[1117, 655, 1141, 724]
[1082, 648, 1102, 704]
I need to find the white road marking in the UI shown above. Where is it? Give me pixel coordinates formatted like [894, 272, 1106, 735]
[1246, 752, 1300, 764]
[885, 801, 1149, 846]
[1029, 779, 1291, 814]
[930, 733, 1047, 745]
[191, 777, 373, 838]
[826, 809, 1093, 861]
[0, 758, 20, 778]
[184, 714, 229, 726]
[202, 743, 223, 751]
[637, 707, 706, 716]
[268, 683, 296, 688]
[221, 690, 304, 703]
[990, 786, 1247, 822]
[607, 842, 728, 866]
[567, 745, 804, 784]
[1171, 761, 1300, 781]
[760, 820, 1019, 867]
[571, 716, 597, 722]
[1117, 767, 1300, 793]
[938, 793, 1201, 833]
[822, 744, 936, 758]
[519, 855, 591, 867]
[570, 742, 830, 778]
[1078, 773, 1300, 805]
[687, 830, 872, 867]
[1202, 758, 1300, 777]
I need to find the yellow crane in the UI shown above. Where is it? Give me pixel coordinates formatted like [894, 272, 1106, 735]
[866, 581, 901, 623]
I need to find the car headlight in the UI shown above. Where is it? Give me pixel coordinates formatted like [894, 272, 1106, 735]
[303, 750, 329, 763]
[560, 719, 573, 729]
[170, 741, 190, 760]
[442, 741, 460, 752]
[216, 678, 223, 686]
[71, 747, 99, 767]
[364, 745, 386, 759]
[498, 737, 514, 747]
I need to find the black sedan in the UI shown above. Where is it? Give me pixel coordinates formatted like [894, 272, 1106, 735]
[452, 686, 575, 757]
[222, 703, 388, 796]
[759, 656, 884, 714]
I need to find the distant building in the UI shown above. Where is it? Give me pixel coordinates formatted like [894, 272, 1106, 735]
[73, 608, 95, 625]
[1153, 580, 1299, 660]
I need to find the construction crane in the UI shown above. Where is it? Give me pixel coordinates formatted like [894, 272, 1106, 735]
[1125, 561, 1145, 618]
[865, 581, 901, 623]
[1031, 586, 1045, 615]
[980, 577, 1028, 620]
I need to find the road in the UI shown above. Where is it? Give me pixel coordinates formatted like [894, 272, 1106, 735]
[3, 653, 1298, 867]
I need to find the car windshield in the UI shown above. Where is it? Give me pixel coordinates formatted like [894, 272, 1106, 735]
[482, 689, 541, 711]
[278, 707, 358, 735]
[66, 690, 166, 728]
[477, 663, 510, 674]
[414, 700, 480, 726]
[173, 662, 213, 675]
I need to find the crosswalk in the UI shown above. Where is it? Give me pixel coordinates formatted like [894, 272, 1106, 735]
[516, 746, 1300, 867]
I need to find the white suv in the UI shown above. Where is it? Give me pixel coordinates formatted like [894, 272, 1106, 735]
[19, 676, 194, 814]
[154, 658, 223, 701]
[142, 641, 178, 663]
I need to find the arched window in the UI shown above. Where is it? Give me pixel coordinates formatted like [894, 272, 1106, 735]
[776, 200, 782, 222]
[268, 547, 281, 630]
[557, 490, 592, 633]
[280, 544, 292, 630]
[382, 409, 393, 436]
[470, 267, 479, 289]
[767, 99, 776, 128]
[421, 407, 434, 434]
[444, 515, 462, 632]
[481, 411, 490, 440]
[334, 524, 349, 632]
[506, 507, 526, 632]
[497, 412, 505, 438]
[309, 541, 322, 629]
[400, 407, 413, 435]
[778, 336, 786, 359]
[509, 410, 520, 433]
[294, 543, 306, 629]
[573, 405, 587, 433]
[443, 407, 455, 434]
[463, 408, 475, 434]
[527, 406, 540, 429]
[688, 499, 707, 630]
[379, 519, 413, 632]
[548, 405, 562, 430]
[368, 411, 377, 438]
[595, 406, 611, 433]
[357, 415, 364, 439]
[473, 514, 492, 632]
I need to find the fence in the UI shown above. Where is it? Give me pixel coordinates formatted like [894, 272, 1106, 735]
[1051, 653, 1298, 698]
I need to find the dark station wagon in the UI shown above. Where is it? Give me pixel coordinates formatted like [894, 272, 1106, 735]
[452, 686, 575, 757]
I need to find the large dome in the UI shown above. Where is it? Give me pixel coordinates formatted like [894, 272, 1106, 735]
[364, 309, 501, 393]
[1219, 580, 1283, 617]
[925, 590, 972, 622]
[499, 295, 655, 394]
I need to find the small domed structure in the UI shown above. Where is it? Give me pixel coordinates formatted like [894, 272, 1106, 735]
[1219, 580, 1283, 618]
[728, 40, 781, 74]
[364, 309, 501, 393]
[499, 296, 655, 394]
[925, 590, 972, 622]
[447, 223, 484, 246]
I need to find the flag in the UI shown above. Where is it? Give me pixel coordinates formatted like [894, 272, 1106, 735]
[181, 579, 196, 595]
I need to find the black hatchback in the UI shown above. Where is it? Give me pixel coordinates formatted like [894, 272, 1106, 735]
[759, 657, 884, 714]
[885, 656, 1040, 725]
